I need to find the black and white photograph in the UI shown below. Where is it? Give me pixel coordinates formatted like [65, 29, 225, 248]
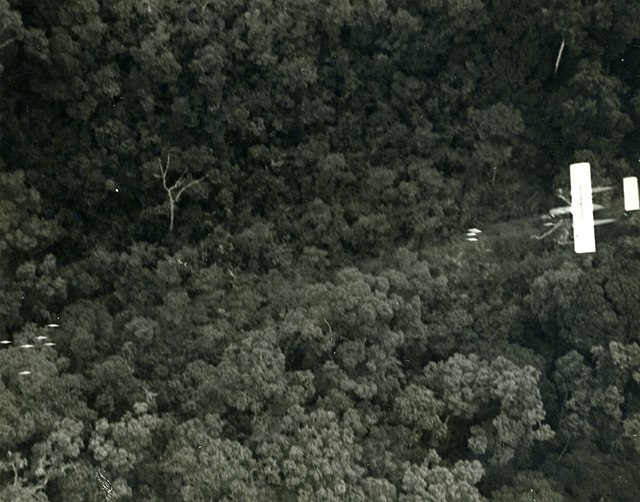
[1, 0, 640, 500]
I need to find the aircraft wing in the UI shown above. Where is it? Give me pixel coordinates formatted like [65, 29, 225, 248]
[624, 177, 640, 211]
[570, 163, 596, 253]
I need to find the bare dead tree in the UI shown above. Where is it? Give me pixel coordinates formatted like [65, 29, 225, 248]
[155, 154, 207, 232]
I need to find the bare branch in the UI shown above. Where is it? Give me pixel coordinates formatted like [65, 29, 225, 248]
[170, 167, 189, 191]
[175, 175, 206, 202]
[11, 460, 18, 486]
[556, 189, 571, 205]
[554, 39, 565, 74]
[532, 221, 563, 240]
[157, 157, 169, 190]
[0, 37, 18, 51]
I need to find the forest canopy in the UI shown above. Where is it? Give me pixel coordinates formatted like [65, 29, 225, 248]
[2, 0, 640, 500]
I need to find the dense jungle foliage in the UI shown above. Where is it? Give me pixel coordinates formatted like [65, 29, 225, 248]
[2, 0, 640, 500]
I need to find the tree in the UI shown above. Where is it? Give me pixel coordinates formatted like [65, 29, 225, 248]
[0, 170, 61, 332]
[526, 260, 622, 351]
[423, 353, 554, 465]
[88, 398, 163, 499]
[490, 471, 565, 502]
[0, 0, 24, 58]
[468, 103, 525, 185]
[252, 405, 365, 500]
[399, 450, 485, 502]
[556, 60, 632, 160]
[161, 414, 259, 501]
[30, 418, 84, 491]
